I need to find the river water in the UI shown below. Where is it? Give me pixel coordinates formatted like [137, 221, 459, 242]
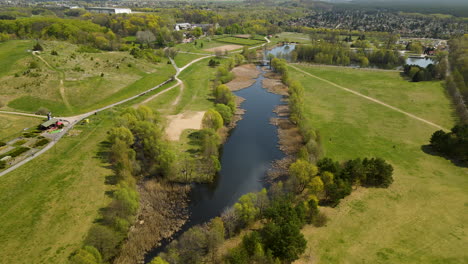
[144, 65, 285, 262]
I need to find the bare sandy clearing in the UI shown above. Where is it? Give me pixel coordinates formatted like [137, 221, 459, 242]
[204, 44, 243, 52]
[165, 111, 205, 141]
[226, 64, 260, 91]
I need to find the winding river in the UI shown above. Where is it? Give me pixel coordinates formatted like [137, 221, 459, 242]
[144, 59, 286, 262]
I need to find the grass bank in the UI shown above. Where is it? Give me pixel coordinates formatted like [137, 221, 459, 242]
[0, 112, 115, 263]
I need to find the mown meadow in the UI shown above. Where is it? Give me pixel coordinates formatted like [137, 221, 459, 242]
[289, 64, 468, 264]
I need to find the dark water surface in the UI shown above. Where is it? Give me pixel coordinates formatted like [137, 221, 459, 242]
[144, 67, 284, 262]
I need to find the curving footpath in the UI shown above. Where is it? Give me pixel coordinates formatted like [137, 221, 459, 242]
[289, 64, 448, 131]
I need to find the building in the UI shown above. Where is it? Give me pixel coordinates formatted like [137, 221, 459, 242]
[40, 118, 61, 130]
[175, 23, 192, 31]
[86, 7, 132, 14]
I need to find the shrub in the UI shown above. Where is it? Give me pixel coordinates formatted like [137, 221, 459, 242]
[0, 141, 5, 147]
[0, 147, 30, 159]
[34, 138, 49, 147]
[84, 225, 121, 261]
[35, 107, 50, 115]
[50, 50, 58, 56]
[33, 42, 43, 51]
[0, 160, 6, 169]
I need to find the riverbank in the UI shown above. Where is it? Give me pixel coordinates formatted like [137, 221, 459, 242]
[114, 181, 190, 264]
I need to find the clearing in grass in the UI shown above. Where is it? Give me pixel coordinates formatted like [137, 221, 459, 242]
[289, 64, 468, 264]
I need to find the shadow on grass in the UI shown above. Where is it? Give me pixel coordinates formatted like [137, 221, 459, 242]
[187, 131, 203, 155]
[421, 145, 468, 168]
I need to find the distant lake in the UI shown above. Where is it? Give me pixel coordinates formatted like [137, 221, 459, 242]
[406, 57, 436, 68]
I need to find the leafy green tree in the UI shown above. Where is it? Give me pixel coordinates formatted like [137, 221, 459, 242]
[215, 104, 233, 124]
[288, 159, 318, 193]
[261, 221, 306, 263]
[234, 192, 260, 226]
[202, 109, 224, 131]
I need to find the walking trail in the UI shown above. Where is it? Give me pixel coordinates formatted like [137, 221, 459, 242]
[0, 37, 272, 177]
[289, 64, 448, 131]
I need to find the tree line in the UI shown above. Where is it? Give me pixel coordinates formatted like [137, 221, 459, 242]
[447, 35, 468, 123]
[294, 42, 405, 69]
[70, 106, 175, 264]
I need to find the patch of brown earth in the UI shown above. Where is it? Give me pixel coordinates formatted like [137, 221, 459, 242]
[165, 111, 205, 141]
[114, 180, 190, 264]
[226, 64, 260, 91]
[204, 44, 243, 52]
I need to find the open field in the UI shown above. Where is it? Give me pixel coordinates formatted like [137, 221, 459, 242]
[289, 64, 468, 264]
[0, 114, 42, 141]
[0, 40, 175, 116]
[174, 38, 230, 53]
[271, 32, 311, 44]
[216, 36, 265, 46]
[0, 112, 114, 263]
[174, 53, 206, 68]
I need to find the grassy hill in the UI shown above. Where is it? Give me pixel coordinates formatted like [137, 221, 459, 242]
[0, 40, 175, 116]
[290, 64, 468, 264]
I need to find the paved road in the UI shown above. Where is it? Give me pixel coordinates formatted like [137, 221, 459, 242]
[289, 64, 448, 131]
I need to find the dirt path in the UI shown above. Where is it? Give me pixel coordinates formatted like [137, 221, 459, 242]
[0, 111, 45, 118]
[289, 64, 448, 131]
[33, 52, 72, 112]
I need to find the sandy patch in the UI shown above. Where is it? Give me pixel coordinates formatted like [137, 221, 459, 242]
[204, 44, 243, 52]
[226, 64, 260, 91]
[165, 111, 205, 141]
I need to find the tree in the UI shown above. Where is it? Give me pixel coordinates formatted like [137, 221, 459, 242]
[70, 246, 102, 264]
[84, 225, 121, 261]
[362, 158, 394, 187]
[202, 109, 223, 131]
[206, 217, 225, 262]
[261, 221, 306, 262]
[288, 159, 318, 193]
[234, 192, 261, 226]
[214, 84, 234, 105]
[136, 30, 156, 46]
[150, 257, 169, 264]
[215, 104, 233, 124]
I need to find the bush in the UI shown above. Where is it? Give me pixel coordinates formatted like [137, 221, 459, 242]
[33, 42, 43, 51]
[0, 146, 30, 159]
[0, 160, 6, 169]
[50, 50, 58, 56]
[84, 225, 121, 261]
[34, 138, 49, 147]
[0, 141, 5, 147]
[35, 107, 50, 115]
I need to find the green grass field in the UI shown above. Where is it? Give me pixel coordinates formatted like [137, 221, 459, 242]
[289, 64, 468, 264]
[0, 114, 43, 142]
[174, 53, 207, 68]
[0, 40, 175, 116]
[173, 58, 217, 114]
[0, 112, 115, 263]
